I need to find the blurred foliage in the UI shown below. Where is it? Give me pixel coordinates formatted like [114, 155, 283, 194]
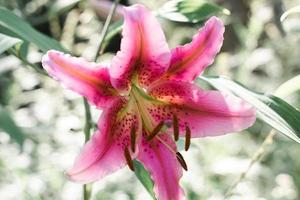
[159, 0, 230, 23]
[0, 0, 300, 200]
[0, 106, 25, 147]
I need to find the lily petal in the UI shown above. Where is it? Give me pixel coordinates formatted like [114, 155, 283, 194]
[42, 50, 117, 108]
[148, 81, 256, 138]
[66, 98, 141, 183]
[138, 133, 184, 200]
[165, 17, 224, 82]
[110, 4, 170, 91]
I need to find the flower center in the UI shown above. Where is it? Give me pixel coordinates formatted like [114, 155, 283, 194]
[129, 84, 190, 171]
[130, 84, 159, 132]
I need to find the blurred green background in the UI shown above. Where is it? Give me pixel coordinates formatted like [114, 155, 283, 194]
[0, 0, 300, 199]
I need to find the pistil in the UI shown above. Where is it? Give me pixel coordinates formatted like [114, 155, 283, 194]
[130, 84, 156, 132]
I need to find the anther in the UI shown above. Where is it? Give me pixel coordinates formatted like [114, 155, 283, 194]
[130, 126, 136, 152]
[146, 121, 164, 141]
[185, 126, 191, 151]
[124, 147, 135, 171]
[176, 152, 188, 171]
[173, 114, 179, 141]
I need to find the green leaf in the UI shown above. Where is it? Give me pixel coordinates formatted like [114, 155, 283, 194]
[280, 5, 300, 22]
[102, 19, 123, 51]
[0, 33, 22, 55]
[49, 0, 80, 15]
[159, 0, 230, 23]
[0, 106, 25, 147]
[133, 160, 156, 200]
[0, 6, 66, 52]
[274, 75, 300, 98]
[198, 76, 300, 144]
[17, 41, 30, 59]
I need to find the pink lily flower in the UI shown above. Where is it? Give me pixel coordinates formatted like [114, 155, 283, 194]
[42, 4, 256, 200]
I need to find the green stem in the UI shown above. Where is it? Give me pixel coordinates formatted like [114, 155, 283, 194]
[82, 0, 121, 199]
[83, 184, 92, 200]
[224, 130, 276, 198]
[93, 0, 121, 62]
[83, 98, 92, 142]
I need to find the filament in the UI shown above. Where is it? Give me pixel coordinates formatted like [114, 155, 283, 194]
[146, 121, 164, 141]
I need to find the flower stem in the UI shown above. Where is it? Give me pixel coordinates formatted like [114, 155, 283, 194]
[93, 0, 121, 62]
[83, 184, 92, 200]
[82, 0, 121, 199]
[83, 98, 92, 200]
[83, 98, 92, 142]
[224, 130, 276, 198]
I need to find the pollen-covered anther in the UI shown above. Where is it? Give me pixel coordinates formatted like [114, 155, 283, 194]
[176, 152, 188, 171]
[124, 147, 135, 171]
[146, 121, 164, 141]
[185, 125, 191, 151]
[130, 126, 136, 152]
[173, 114, 179, 141]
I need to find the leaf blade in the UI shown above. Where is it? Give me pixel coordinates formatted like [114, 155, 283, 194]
[280, 5, 300, 22]
[0, 107, 25, 147]
[0, 6, 65, 52]
[198, 76, 300, 144]
[133, 160, 156, 200]
[0, 33, 22, 55]
[159, 0, 230, 23]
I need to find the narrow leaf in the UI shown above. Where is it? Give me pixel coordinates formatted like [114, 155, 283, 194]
[198, 76, 300, 144]
[49, 0, 80, 15]
[0, 25, 30, 58]
[102, 19, 123, 51]
[0, 6, 65, 52]
[159, 0, 230, 23]
[0, 33, 22, 55]
[133, 160, 156, 199]
[274, 75, 300, 98]
[281, 5, 300, 22]
[0, 107, 25, 147]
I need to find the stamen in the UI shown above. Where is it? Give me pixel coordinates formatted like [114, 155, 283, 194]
[124, 147, 135, 171]
[156, 136, 188, 171]
[176, 152, 188, 171]
[185, 126, 191, 151]
[146, 121, 164, 141]
[130, 126, 136, 152]
[173, 114, 179, 141]
[156, 136, 177, 155]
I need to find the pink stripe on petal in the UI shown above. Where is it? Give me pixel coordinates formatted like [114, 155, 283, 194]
[148, 81, 256, 138]
[138, 133, 185, 200]
[66, 98, 142, 183]
[42, 50, 117, 108]
[166, 17, 224, 82]
[110, 4, 170, 91]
